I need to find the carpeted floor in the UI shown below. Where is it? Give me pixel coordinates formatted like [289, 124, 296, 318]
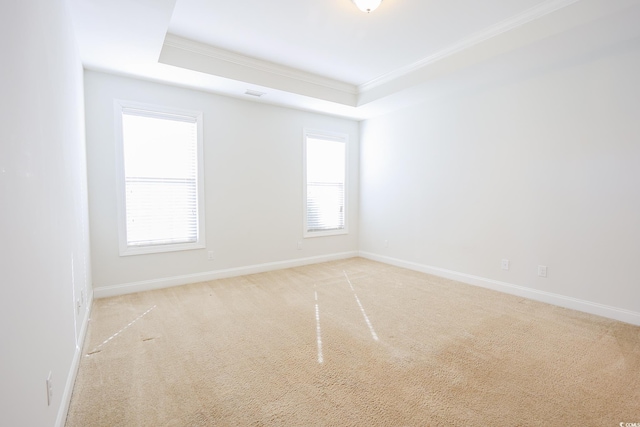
[66, 258, 640, 426]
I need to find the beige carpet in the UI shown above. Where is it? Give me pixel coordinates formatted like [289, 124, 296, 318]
[66, 258, 640, 426]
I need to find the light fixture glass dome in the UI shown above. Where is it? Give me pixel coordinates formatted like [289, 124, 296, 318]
[352, 0, 383, 13]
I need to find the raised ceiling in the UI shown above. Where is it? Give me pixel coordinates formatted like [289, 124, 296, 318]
[68, 0, 640, 119]
[167, 0, 546, 86]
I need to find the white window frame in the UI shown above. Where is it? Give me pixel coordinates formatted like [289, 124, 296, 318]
[114, 99, 206, 256]
[303, 128, 348, 238]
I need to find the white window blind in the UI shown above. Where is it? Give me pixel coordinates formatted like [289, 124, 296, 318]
[120, 107, 201, 251]
[305, 132, 347, 236]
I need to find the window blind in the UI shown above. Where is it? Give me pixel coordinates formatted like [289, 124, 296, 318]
[121, 110, 199, 247]
[306, 137, 346, 233]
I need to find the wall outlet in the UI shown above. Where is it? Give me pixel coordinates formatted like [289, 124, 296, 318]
[297, 240, 303, 250]
[46, 372, 53, 406]
[207, 251, 214, 261]
[384, 239, 389, 248]
[501, 259, 510, 270]
[537, 265, 548, 278]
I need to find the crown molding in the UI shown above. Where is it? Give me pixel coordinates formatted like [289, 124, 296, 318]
[163, 34, 358, 95]
[358, 0, 580, 93]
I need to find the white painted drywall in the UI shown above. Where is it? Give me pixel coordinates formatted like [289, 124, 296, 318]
[359, 27, 640, 318]
[84, 71, 359, 292]
[0, 0, 92, 426]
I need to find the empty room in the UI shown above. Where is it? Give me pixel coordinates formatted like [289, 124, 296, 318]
[2, 0, 640, 425]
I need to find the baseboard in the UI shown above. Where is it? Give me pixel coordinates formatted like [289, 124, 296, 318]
[94, 251, 359, 299]
[359, 251, 640, 326]
[56, 297, 93, 427]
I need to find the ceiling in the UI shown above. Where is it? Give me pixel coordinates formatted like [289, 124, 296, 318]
[167, 0, 546, 86]
[67, 0, 640, 119]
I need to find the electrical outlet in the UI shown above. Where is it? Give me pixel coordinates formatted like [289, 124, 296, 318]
[297, 240, 303, 250]
[46, 372, 53, 406]
[207, 251, 214, 261]
[384, 240, 389, 248]
[537, 265, 548, 278]
[501, 259, 510, 270]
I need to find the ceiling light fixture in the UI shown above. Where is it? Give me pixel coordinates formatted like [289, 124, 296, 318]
[351, 0, 383, 13]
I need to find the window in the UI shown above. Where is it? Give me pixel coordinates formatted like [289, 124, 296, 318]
[304, 129, 347, 237]
[115, 100, 205, 255]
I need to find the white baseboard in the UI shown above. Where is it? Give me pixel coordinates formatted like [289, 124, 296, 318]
[360, 251, 640, 326]
[56, 297, 92, 427]
[94, 251, 359, 299]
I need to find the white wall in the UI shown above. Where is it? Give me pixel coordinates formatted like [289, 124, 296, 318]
[84, 71, 359, 295]
[360, 32, 640, 323]
[0, 1, 92, 426]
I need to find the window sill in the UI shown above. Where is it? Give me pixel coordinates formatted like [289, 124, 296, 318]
[303, 229, 348, 239]
[119, 241, 205, 256]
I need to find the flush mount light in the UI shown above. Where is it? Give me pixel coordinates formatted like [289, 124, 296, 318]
[352, 0, 383, 13]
